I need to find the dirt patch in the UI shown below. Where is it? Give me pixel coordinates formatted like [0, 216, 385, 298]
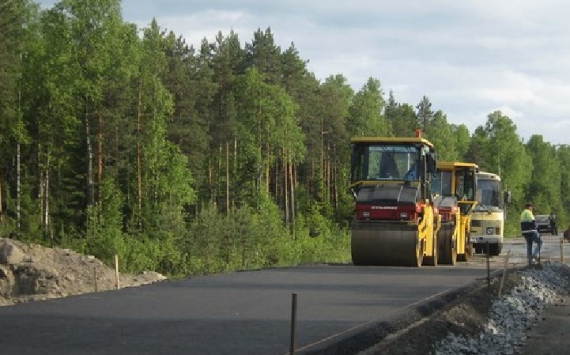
[0, 237, 166, 306]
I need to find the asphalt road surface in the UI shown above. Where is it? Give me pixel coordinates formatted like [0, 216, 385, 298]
[0, 236, 563, 355]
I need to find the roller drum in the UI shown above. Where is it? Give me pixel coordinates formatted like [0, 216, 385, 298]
[351, 220, 422, 266]
[437, 222, 457, 265]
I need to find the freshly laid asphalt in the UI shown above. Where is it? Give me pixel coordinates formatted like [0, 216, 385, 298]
[0, 260, 497, 355]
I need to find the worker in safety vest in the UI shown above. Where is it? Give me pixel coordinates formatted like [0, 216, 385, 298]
[520, 203, 542, 265]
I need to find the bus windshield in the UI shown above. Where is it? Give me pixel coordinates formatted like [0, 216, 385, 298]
[475, 179, 501, 210]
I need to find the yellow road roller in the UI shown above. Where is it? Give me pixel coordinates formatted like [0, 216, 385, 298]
[349, 133, 440, 267]
[432, 162, 478, 265]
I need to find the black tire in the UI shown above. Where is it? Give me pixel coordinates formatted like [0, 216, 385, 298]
[489, 243, 502, 256]
[438, 224, 457, 265]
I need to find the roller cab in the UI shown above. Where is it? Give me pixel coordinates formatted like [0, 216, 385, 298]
[349, 136, 439, 267]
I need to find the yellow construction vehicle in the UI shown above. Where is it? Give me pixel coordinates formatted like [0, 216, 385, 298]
[432, 162, 478, 265]
[349, 132, 440, 267]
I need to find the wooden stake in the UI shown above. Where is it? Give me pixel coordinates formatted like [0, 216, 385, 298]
[498, 250, 511, 297]
[114, 254, 120, 289]
[94, 267, 98, 293]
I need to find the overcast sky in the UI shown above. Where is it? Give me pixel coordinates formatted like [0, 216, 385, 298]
[38, 0, 570, 145]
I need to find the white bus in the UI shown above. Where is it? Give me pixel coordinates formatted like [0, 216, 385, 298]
[471, 171, 510, 256]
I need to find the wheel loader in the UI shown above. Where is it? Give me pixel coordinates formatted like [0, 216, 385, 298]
[432, 162, 478, 265]
[349, 133, 440, 267]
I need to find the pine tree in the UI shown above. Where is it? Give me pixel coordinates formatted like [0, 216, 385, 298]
[0, 0, 34, 231]
[244, 27, 282, 84]
[416, 95, 434, 133]
[385, 91, 418, 137]
[348, 77, 391, 137]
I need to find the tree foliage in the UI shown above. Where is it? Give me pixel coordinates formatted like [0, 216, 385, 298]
[0, 1, 567, 276]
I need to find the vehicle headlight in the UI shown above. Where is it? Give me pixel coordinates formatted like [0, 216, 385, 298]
[486, 227, 494, 235]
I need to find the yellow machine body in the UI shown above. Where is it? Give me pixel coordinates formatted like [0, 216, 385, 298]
[432, 161, 478, 265]
[349, 136, 440, 267]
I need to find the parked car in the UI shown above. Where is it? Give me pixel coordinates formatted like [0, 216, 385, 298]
[535, 214, 555, 234]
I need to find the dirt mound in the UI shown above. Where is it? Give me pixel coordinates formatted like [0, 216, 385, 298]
[0, 237, 166, 306]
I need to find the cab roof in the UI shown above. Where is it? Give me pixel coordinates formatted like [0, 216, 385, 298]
[437, 161, 478, 170]
[350, 136, 435, 148]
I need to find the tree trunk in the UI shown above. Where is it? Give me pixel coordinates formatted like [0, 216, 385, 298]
[45, 165, 50, 234]
[289, 161, 296, 238]
[266, 160, 270, 194]
[38, 147, 43, 222]
[218, 143, 222, 207]
[16, 140, 21, 234]
[284, 148, 289, 225]
[208, 157, 214, 203]
[226, 141, 230, 214]
[265, 145, 270, 193]
[0, 171, 3, 225]
[16, 90, 21, 234]
[84, 95, 94, 208]
[310, 160, 314, 198]
[332, 164, 339, 211]
[136, 83, 143, 214]
[233, 138, 237, 209]
[42, 152, 50, 237]
[326, 145, 331, 203]
[97, 113, 104, 206]
[274, 157, 279, 202]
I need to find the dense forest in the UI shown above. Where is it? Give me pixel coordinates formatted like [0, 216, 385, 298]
[1, 0, 569, 276]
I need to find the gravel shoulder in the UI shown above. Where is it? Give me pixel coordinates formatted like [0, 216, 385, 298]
[522, 295, 570, 355]
[504, 235, 570, 355]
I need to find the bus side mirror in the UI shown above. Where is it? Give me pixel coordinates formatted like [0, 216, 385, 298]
[504, 190, 512, 204]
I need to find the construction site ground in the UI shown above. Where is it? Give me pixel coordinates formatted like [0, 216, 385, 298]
[516, 234, 570, 355]
[0, 235, 569, 355]
[523, 295, 570, 355]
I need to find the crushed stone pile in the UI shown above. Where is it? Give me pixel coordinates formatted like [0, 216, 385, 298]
[0, 237, 166, 306]
[435, 263, 570, 355]
[352, 262, 570, 355]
